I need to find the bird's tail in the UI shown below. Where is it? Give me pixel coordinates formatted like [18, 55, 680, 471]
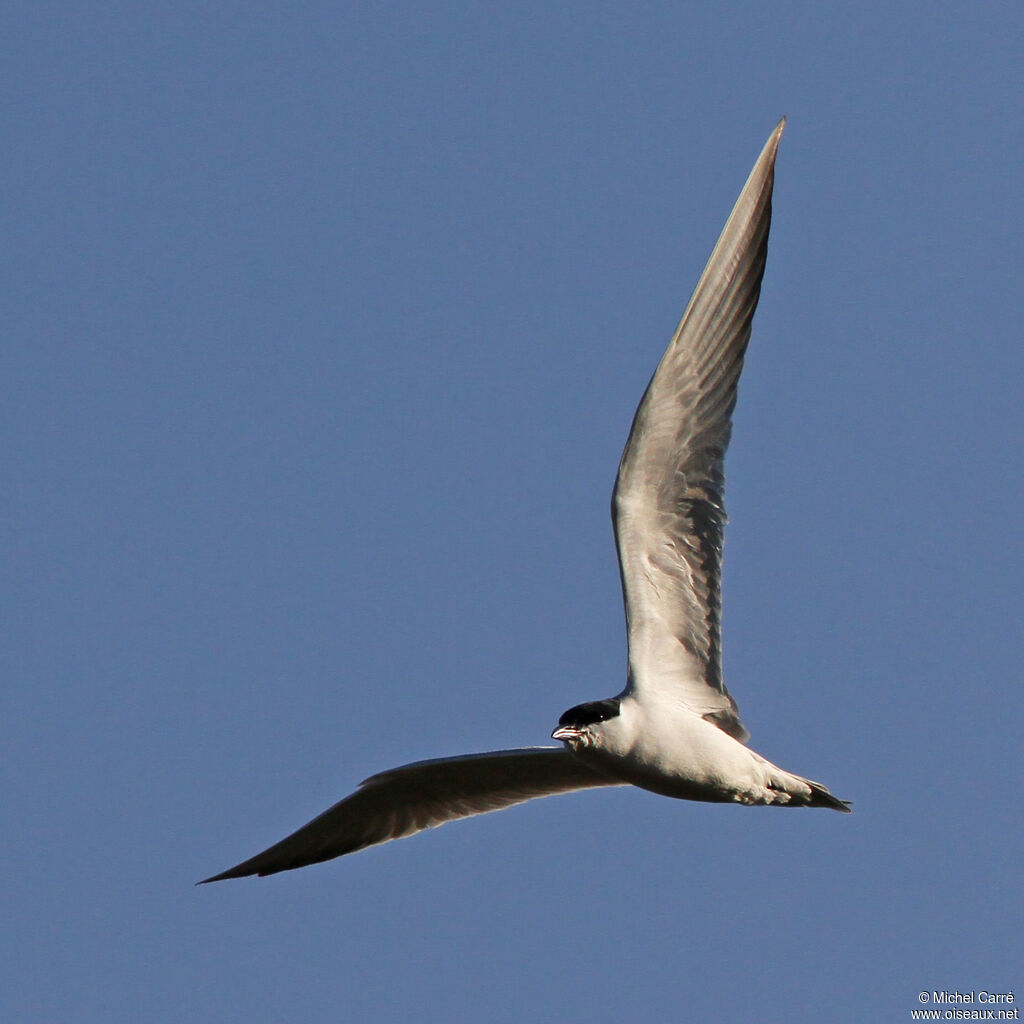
[801, 777, 852, 813]
[760, 758, 851, 812]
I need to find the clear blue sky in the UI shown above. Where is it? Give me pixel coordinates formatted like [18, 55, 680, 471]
[5, 4, 1021, 1022]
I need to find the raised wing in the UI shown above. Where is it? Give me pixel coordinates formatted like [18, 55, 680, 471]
[612, 120, 784, 743]
[200, 747, 622, 880]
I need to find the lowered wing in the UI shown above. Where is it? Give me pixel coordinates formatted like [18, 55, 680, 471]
[201, 747, 622, 880]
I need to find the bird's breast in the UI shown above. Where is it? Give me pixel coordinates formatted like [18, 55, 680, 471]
[581, 706, 762, 803]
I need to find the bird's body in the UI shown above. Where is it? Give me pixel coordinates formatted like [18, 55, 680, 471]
[556, 694, 846, 810]
[202, 118, 849, 885]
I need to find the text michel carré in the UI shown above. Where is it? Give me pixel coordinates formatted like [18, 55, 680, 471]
[933, 993, 1014, 1005]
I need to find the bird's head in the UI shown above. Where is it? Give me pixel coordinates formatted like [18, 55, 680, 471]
[552, 697, 622, 751]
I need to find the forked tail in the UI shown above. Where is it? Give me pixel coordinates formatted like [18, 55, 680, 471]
[799, 776, 852, 813]
[761, 758, 852, 812]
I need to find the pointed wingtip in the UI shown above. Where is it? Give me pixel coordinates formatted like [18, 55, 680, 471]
[760, 117, 786, 163]
[196, 863, 256, 884]
[715, 118, 784, 227]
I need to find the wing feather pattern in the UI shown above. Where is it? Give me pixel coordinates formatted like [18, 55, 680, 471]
[612, 120, 784, 743]
[200, 748, 621, 880]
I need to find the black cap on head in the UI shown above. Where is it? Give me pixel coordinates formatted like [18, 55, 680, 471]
[557, 698, 621, 729]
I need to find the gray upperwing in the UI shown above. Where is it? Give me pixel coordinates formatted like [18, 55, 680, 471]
[200, 747, 622, 881]
[612, 119, 784, 743]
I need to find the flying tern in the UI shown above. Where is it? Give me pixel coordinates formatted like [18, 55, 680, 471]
[201, 118, 849, 884]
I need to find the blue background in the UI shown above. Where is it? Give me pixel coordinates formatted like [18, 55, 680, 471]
[5, 4, 1021, 1022]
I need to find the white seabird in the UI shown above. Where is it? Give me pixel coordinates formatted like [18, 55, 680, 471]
[201, 118, 849, 884]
